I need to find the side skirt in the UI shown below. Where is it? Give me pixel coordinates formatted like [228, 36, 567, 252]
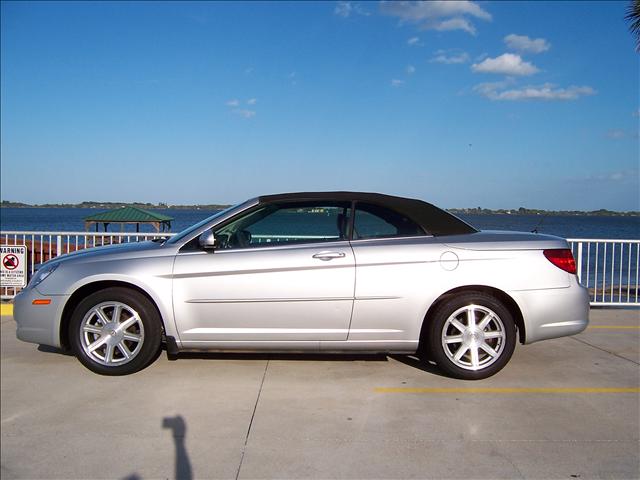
[175, 339, 418, 354]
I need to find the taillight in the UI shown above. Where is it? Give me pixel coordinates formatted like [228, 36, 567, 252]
[543, 249, 577, 274]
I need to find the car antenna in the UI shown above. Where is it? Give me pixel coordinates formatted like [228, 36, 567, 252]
[531, 211, 550, 233]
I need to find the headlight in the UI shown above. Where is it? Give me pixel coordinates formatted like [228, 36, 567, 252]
[29, 263, 59, 288]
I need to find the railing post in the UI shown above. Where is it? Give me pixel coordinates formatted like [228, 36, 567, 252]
[56, 235, 62, 258]
[576, 242, 583, 285]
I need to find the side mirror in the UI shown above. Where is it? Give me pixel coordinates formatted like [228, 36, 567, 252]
[198, 231, 216, 250]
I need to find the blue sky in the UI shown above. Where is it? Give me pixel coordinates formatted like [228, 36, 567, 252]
[1, 1, 638, 210]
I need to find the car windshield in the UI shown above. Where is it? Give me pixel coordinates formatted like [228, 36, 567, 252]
[165, 204, 239, 245]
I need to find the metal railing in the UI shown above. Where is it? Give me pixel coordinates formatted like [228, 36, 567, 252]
[1, 231, 638, 306]
[568, 239, 639, 307]
[1, 231, 173, 299]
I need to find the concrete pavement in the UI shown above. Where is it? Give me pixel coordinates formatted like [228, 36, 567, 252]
[1, 308, 638, 479]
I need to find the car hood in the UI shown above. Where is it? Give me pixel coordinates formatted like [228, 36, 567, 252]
[442, 230, 568, 251]
[44, 240, 171, 267]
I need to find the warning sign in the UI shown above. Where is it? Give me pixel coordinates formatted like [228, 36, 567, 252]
[1, 245, 27, 288]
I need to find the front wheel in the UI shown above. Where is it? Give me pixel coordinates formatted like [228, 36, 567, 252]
[427, 292, 516, 380]
[70, 287, 162, 375]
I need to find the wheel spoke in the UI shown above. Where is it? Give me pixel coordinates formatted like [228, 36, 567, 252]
[450, 318, 467, 333]
[104, 343, 114, 364]
[480, 342, 499, 358]
[111, 304, 122, 323]
[478, 313, 493, 330]
[117, 341, 132, 359]
[444, 335, 463, 344]
[118, 314, 140, 331]
[123, 332, 142, 342]
[470, 345, 480, 367]
[466, 307, 476, 328]
[87, 336, 108, 353]
[83, 324, 102, 334]
[95, 308, 110, 325]
[484, 331, 503, 340]
[453, 344, 469, 361]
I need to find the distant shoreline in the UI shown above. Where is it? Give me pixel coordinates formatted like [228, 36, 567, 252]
[1, 201, 638, 217]
[0, 201, 230, 211]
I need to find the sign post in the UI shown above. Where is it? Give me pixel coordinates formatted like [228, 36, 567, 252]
[1, 245, 27, 288]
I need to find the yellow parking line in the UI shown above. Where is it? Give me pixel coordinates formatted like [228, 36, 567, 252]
[588, 326, 640, 329]
[375, 387, 640, 394]
[0, 304, 13, 316]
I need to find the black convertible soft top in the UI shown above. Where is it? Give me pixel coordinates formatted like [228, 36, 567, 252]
[258, 191, 477, 236]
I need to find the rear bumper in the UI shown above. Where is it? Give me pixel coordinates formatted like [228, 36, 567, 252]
[510, 278, 590, 344]
[14, 287, 68, 348]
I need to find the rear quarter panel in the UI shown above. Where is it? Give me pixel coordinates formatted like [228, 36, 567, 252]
[349, 234, 570, 342]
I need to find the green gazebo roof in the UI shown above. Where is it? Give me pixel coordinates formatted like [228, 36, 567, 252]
[84, 206, 173, 232]
[84, 206, 173, 223]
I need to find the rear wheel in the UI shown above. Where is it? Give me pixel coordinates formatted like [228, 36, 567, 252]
[427, 292, 516, 380]
[70, 287, 162, 375]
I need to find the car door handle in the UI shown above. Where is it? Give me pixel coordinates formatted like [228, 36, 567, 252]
[312, 251, 346, 261]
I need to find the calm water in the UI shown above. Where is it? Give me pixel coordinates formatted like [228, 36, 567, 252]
[0, 207, 638, 239]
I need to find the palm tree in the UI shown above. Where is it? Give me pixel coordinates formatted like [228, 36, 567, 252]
[626, 0, 640, 52]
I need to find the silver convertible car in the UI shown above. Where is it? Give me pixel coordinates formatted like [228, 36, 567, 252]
[14, 192, 589, 379]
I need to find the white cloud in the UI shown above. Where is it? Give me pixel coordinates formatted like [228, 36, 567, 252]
[232, 109, 256, 119]
[433, 17, 476, 35]
[471, 53, 539, 76]
[474, 82, 596, 101]
[406, 65, 416, 74]
[407, 36, 422, 46]
[334, 1, 370, 18]
[391, 79, 405, 87]
[380, 0, 491, 35]
[334, 1, 352, 17]
[606, 129, 626, 139]
[504, 34, 551, 54]
[430, 49, 470, 64]
[380, 1, 491, 21]
[226, 99, 257, 117]
[581, 169, 638, 183]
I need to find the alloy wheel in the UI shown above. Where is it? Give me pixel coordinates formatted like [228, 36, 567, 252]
[79, 301, 145, 366]
[440, 304, 506, 371]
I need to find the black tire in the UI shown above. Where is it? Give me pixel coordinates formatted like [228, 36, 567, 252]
[427, 292, 516, 380]
[69, 287, 163, 375]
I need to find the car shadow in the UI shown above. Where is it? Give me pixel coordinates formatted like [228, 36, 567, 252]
[36, 344, 445, 376]
[37, 344, 74, 356]
[162, 348, 448, 376]
[388, 354, 449, 377]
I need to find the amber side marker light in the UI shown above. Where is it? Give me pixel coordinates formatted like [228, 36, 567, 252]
[543, 249, 577, 274]
[32, 299, 51, 305]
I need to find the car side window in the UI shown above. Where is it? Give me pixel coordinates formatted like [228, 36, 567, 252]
[214, 202, 352, 249]
[353, 203, 424, 240]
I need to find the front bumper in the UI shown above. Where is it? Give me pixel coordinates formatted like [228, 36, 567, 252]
[510, 277, 590, 344]
[14, 287, 69, 348]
